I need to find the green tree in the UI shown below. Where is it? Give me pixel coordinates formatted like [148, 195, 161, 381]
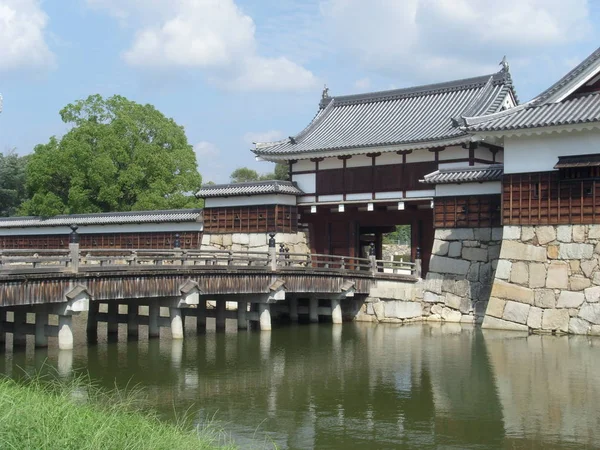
[273, 162, 289, 181]
[20, 95, 202, 216]
[0, 149, 28, 217]
[230, 162, 289, 183]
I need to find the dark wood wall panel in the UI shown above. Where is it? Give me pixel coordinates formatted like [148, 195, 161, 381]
[316, 161, 438, 195]
[203, 205, 298, 233]
[503, 172, 600, 225]
[434, 195, 501, 228]
[0, 231, 202, 250]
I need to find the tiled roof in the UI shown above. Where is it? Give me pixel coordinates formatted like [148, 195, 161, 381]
[196, 180, 304, 198]
[253, 69, 515, 159]
[0, 209, 203, 229]
[464, 92, 600, 132]
[421, 165, 504, 184]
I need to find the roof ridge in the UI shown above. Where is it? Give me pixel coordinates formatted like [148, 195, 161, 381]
[320, 70, 508, 107]
[437, 164, 503, 173]
[0, 208, 203, 222]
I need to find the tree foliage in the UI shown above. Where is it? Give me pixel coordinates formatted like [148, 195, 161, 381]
[0, 150, 28, 217]
[20, 95, 202, 216]
[229, 163, 289, 183]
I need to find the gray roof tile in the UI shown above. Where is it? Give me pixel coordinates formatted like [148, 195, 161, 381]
[421, 165, 504, 184]
[196, 180, 304, 198]
[253, 70, 515, 158]
[0, 209, 202, 229]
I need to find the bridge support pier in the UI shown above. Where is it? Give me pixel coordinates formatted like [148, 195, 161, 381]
[13, 310, 27, 347]
[289, 298, 298, 323]
[35, 307, 48, 348]
[216, 300, 226, 331]
[331, 299, 342, 324]
[107, 302, 118, 335]
[196, 300, 206, 334]
[58, 315, 74, 350]
[148, 301, 160, 338]
[237, 301, 248, 330]
[309, 298, 319, 323]
[127, 303, 139, 337]
[0, 310, 5, 345]
[258, 304, 271, 331]
[170, 308, 184, 340]
[87, 301, 99, 343]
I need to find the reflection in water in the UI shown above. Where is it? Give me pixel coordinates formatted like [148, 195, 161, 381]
[1, 318, 599, 449]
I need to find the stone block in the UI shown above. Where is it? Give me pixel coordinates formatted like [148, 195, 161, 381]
[569, 318, 591, 335]
[429, 256, 470, 275]
[527, 306, 543, 329]
[424, 273, 443, 294]
[547, 245, 559, 259]
[488, 245, 501, 261]
[474, 228, 492, 241]
[556, 225, 572, 243]
[500, 241, 547, 262]
[569, 276, 591, 291]
[450, 279, 470, 297]
[535, 289, 556, 308]
[569, 260, 581, 273]
[423, 291, 440, 303]
[222, 234, 233, 247]
[248, 234, 267, 247]
[581, 259, 598, 278]
[432, 239, 449, 256]
[535, 226, 556, 245]
[436, 228, 474, 241]
[521, 227, 535, 242]
[201, 234, 211, 246]
[441, 307, 462, 322]
[232, 233, 250, 245]
[559, 243, 594, 260]
[573, 225, 586, 243]
[479, 263, 493, 283]
[585, 286, 600, 303]
[556, 291, 585, 308]
[485, 297, 506, 318]
[482, 315, 528, 331]
[529, 263, 547, 288]
[445, 293, 470, 313]
[541, 309, 569, 332]
[448, 242, 462, 258]
[372, 302, 385, 320]
[503, 301, 530, 324]
[366, 303, 374, 315]
[594, 272, 600, 285]
[467, 263, 480, 282]
[491, 280, 534, 304]
[384, 301, 422, 319]
[509, 261, 529, 285]
[491, 227, 503, 241]
[462, 247, 488, 262]
[591, 325, 600, 336]
[495, 260, 512, 280]
[589, 225, 600, 239]
[462, 240, 478, 248]
[461, 315, 475, 323]
[503, 226, 521, 240]
[431, 304, 443, 315]
[546, 262, 569, 289]
[210, 234, 223, 246]
[579, 303, 600, 325]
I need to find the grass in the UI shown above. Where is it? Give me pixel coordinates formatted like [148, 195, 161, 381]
[0, 372, 237, 450]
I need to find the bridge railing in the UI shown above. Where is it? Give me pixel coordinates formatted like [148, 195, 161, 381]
[277, 252, 372, 271]
[0, 249, 72, 270]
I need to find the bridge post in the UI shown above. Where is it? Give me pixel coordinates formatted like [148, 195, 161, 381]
[58, 315, 74, 350]
[13, 310, 27, 347]
[87, 301, 99, 343]
[269, 233, 277, 271]
[169, 307, 184, 340]
[216, 300, 226, 331]
[414, 246, 422, 278]
[35, 306, 48, 347]
[69, 224, 80, 273]
[196, 300, 206, 334]
[369, 242, 377, 275]
[107, 302, 118, 335]
[0, 309, 5, 345]
[148, 300, 160, 338]
[237, 301, 248, 329]
[127, 302, 139, 337]
[258, 303, 271, 331]
[289, 298, 298, 323]
[331, 299, 342, 324]
[309, 297, 319, 323]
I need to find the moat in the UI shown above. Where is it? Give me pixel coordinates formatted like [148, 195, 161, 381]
[2, 320, 599, 449]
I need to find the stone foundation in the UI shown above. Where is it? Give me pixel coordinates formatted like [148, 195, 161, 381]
[484, 224, 600, 335]
[201, 231, 310, 254]
[353, 279, 425, 323]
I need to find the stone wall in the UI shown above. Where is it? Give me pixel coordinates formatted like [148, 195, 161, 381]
[353, 279, 425, 323]
[422, 228, 502, 324]
[483, 224, 600, 335]
[201, 231, 310, 254]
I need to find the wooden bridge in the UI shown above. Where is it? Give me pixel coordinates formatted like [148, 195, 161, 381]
[0, 243, 420, 351]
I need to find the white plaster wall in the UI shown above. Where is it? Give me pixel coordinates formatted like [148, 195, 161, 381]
[346, 154, 372, 168]
[504, 129, 600, 173]
[293, 160, 315, 171]
[346, 193, 372, 201]
[376, 152, 404, 166]
[435, 182, 501, 197]
[438, 161, 472, 169]
[406, 189, 435, 198]
[375, 191, 404, 199]
[292, 173, 316, 194]
[438, 145, 467, 161]
[474, 146, 497, 161]
[298, 195, 316, 204]
[0, 222, 203, 236]
[205, 194, 297, 207]
[318, 194, 344, 202]
[319, 157, 343, 170]
[405, 149, 436, 163]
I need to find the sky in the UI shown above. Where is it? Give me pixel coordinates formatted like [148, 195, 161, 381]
[0, 0, 599, 184]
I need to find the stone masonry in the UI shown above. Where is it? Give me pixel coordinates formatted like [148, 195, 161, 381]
[201, 231, 310, 254]
[483, 224, 600, 335]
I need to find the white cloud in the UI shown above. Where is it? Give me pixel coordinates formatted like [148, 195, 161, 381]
[353, 77, 370, 91]
[89, 0, 317, 92]
[243, 130, 284, 145]
[320, 0, 591, 81]
[0, 0, 55, 72]
[194, 141, 228, 183]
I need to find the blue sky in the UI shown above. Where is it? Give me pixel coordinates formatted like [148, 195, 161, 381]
[1, 0, 599, 183]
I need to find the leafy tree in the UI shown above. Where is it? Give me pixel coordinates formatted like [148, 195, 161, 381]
[230, 162, 289, 183]
[0, 149, 28, 217]
[20, 95, 202, 216]
[273, 162, 289, 181]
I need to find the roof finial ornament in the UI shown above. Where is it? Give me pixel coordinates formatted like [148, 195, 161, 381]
[499, 56, 509, 72]
[322, 84, 329, 100]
